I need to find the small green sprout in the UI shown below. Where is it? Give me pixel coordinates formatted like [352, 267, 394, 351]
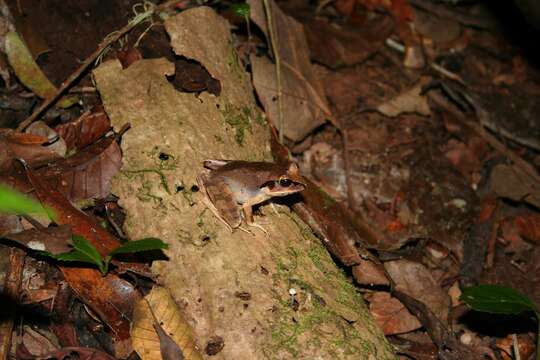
[47, 235, 168, 275]
[461, 284, 540, 360]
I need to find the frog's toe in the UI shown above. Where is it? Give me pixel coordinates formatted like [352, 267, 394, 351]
[246, 221, 269, 237]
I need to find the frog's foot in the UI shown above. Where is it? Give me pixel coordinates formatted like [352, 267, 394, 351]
[246, 221, 269, 237]
[242, 203, 270, 236]
[237, 225, 254, 235]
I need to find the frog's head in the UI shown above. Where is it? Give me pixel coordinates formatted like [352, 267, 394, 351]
[260, 162, 305, 197]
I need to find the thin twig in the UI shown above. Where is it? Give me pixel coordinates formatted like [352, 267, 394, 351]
[263, 0, 284, 144]
[16, 4, 155, 131]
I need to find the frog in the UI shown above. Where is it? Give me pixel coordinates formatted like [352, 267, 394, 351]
[196, 159, 305, 233]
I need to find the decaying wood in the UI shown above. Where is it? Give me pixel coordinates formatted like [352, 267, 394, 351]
[93, 7, 395, 359]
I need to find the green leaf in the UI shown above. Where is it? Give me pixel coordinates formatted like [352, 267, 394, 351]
[232, 3, 250, 18]
[54, 250, 98, 263]
[109, 237, 168, 257]
[0, 184, 55, 219]
[460, 285, 539, 315]
[70, 235, 103, 268]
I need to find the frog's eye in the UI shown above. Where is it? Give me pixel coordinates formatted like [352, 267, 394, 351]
[279, 179, 292, 187]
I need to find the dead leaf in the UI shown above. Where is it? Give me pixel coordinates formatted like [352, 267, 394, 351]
[15, 16, 50, 60]
[117, 47, 143, 69]
[0, 129, 61, 171]
[54, 106, 111, 152]
[412, 7, 461, 44]
[36, 136, 122, 201]
[61, 268, 139, 358]
[352, 260, 390, 286]
[154, 321, 185, 360]
[490, 163, 540, 209]
[303, 17, 393, 68]
[5, 32, 78, 108]
[131, 286, 202, 360]
[21, 325, 58, 356]
[24, 166, 138, 357]
[367, 291, 421, 334]
[2, 224, 72, 254]
[25, 120, 67, 157]
[377, 77, 431, 117]
[249, 0, 332, 141]
[384, 259, 450, 323]
[513, 213, 540, 244]
[0, 214, 23, 237]
[25, 164, 120, 255]
[359, 0, 414, 21]
[38, 346, 118, 360]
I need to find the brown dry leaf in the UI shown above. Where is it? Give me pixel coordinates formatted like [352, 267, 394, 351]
[0, 129, 61, 171]
[5, 32, 77, 108]
[39, 347, 118, 360]
[377, 77, 431, 117]
[412, 8, 461, 44]
[513, 213, 540, 244]
[24, 166, 137, 357]
[385, 259, 450, 323]
[496, 334, 535, 360]
[54, 106, 111, 152]
[131, 286, 202, 360]
[303, 17, 393, 68]
[36, 136, 122, 201]
[359, 0, 414, 21]
[21, 326, 58, 356]
[248, 0, 332, 141]
[15, 17, 50, 59]
[26, 120, 67, 157]
[3, 224, 72, 254]
[330, 0, 414, 21]
[352, 260, 390, 286]
[0, 214, 23, 237]
[442, 137, 486, 181]
[367, 291, 421, 334]
[490, 163, 540, 209]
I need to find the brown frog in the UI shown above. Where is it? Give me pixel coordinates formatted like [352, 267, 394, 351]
[197, 160, 305, 233]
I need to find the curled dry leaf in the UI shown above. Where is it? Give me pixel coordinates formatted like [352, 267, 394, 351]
[0, 129, 60, 171]
[303, 16, 393, 68]
[377, 77, 431, 117]
[131, 286, 202, 360]
[26, 120, 67, 157]
[385, 259, 450, 323]
[54, 106, 111, 152]
[2, 224, 73, 254]
[490, 163, 540, 209]
[513, 213, 540, 244]
[36, 136, 122, 202]
[24, 166, 137, 357]
[367, 291, 421, 334]
[249, 0, 332, 141]
[21, 325, 58, 357]
[5, 32, 78, 108]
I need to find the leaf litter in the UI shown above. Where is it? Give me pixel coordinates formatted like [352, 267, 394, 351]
[0, 0, 539, 359]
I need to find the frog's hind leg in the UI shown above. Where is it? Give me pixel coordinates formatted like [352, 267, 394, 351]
[197, 174, 241, 232]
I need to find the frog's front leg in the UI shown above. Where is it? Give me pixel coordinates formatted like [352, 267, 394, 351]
[241, 196, 271, 236]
